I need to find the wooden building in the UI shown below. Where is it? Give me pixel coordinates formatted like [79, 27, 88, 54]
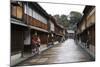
[23, 2, 49, 47]
[67, 30, 75, 39]
[76, 5, 95, 58]
[11, 1, 65, 59]
[11, 1, 50, 56]
[48, 15, 65, 44]
[47, 15, 55, 45]
[54, 22, 65, 43]
[11, 1, 28, 56]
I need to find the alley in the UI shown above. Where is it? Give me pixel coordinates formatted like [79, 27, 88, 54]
[17, 39, 94, 66]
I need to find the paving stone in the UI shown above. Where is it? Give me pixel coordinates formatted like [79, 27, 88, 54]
[37, 58, 48, 63]
[29, 59, 39, 63]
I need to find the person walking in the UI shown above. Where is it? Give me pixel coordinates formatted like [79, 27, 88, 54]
[32, 35, 41, 55]
[32, 35, 37, 55]
[36, 36, 41, 54]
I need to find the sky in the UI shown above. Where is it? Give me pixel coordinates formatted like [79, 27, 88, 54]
[38, 2, 85, 16]
[19, 0, 95, 16]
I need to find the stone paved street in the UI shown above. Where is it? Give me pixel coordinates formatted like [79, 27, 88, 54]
[17, 39, 94, 66]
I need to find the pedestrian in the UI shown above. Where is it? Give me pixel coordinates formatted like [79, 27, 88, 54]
[32, 35, 37, 55]
[86, 40, 90, 48]
[32, 34, 41, 55]
[36, 36, 41, 54]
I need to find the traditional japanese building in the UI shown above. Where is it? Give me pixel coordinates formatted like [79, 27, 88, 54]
[47, 15, 55, 45]
[11, 1, 50, 58]
[48, 15, 65, 43]
[23, 2, 49, 52]
[76, 5, 95, 58]
[11, 1, 28, 56]
[67, 30, 75, 39]
[11, 1, 65, 63]
[54, 22, 65, 43]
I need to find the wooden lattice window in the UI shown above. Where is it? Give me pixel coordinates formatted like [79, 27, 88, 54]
[11, 2, 23, 20]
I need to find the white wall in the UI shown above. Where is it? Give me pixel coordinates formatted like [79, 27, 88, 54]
[24, 30, 31, 45]
[11, 53, 21, 66]
[50, 21, 54, 31]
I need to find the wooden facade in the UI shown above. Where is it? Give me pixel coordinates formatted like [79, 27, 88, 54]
[11, 2, 24, 22]
[11, 2, 26, 55]
[54, 24, 64, 42]
[76, 5, 95, 57]
[48, 16, 65, 43]
[11, 1, 49, 55]
[11, 2, 49, 30]
[24, 13, 48, 30]
[11, 23, 28, 55]
[11, 1, 65, 56]
[23, 2, 49, 45]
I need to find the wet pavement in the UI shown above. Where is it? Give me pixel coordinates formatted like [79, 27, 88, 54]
[17, 39, 94, 66]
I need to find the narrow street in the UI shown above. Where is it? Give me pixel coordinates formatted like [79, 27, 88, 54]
[17, 39, 94, 66]
[10, 2, 95, 67]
